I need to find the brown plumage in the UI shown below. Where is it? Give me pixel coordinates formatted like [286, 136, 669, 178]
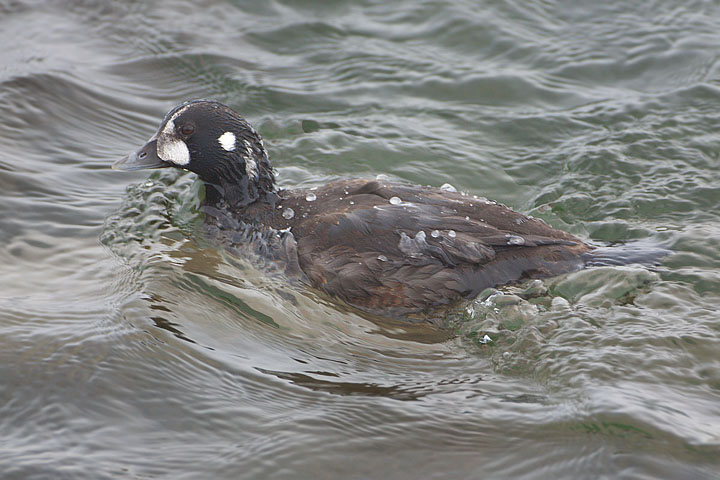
[115, 100, 596, 320]
[235, 178, 590, 317]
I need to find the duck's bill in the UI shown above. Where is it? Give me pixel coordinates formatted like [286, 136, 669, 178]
[112, 139, 170, 171]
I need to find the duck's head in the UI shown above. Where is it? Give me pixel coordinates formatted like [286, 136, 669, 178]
[114, 100, 275, 207]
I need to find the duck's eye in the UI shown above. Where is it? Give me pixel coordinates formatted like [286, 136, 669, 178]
[180, 124, 195, 136]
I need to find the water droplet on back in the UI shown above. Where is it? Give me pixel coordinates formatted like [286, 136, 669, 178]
[431, 230, 440, 238]
[282, 207, 295, 220]
[389, 196, 402, 205]
[440, 183, 457, 193]
[305, 192, 317, 202]
[448, 230, 456, 238]
[506, 235, 525, 245]
[377, 255, 387, 262]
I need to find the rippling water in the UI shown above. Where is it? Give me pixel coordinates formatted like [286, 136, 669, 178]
[1, 1, 719, 478]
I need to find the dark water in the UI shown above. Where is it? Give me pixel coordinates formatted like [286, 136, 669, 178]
[1, 1, 719, 478]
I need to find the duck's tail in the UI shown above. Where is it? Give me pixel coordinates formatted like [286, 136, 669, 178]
[581, 239, 672, 267]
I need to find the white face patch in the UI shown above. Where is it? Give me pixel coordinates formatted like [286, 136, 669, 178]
[218, 131, 236, 151]
[160, 118, 176, 138]
[154, 105, 193, 166]
[158, 137, 190, 166]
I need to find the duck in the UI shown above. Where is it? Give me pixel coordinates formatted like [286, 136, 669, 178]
[112, 100, 616, 319]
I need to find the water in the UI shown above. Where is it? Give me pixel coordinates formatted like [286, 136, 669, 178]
[1, 1, 719, 478]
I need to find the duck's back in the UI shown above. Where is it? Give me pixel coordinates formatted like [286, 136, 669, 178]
[248, 179, 590, 316]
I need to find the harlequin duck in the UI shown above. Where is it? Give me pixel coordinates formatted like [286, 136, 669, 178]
[113, 100, 631, 319]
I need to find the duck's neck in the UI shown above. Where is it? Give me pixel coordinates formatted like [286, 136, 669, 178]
[201, 145, 278, 211]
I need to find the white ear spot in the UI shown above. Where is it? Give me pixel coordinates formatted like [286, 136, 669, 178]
[218, 131, 236, 151]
